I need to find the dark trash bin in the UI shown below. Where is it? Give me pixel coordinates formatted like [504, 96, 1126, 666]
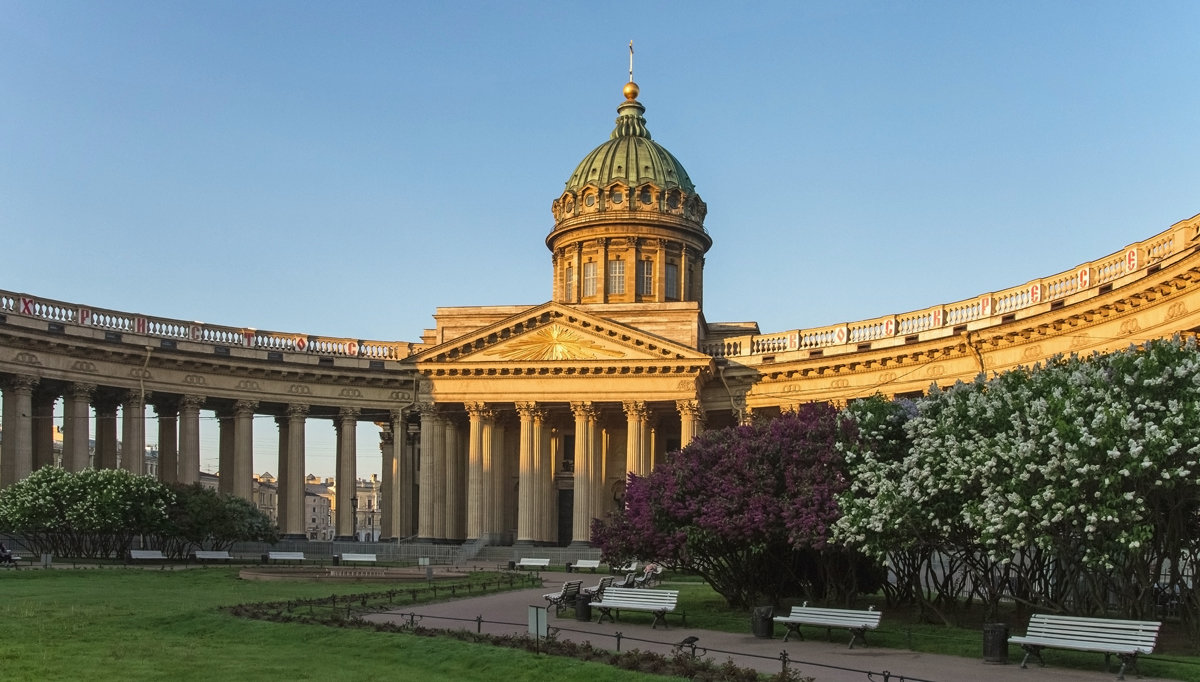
[983, 622, 1009, 663]
[507, 560, 516, 570]
[566, 561, 574, 573]
[751, 606, 775, 638]
[332, 555, 341, 566]
[575, 595, 592, 621]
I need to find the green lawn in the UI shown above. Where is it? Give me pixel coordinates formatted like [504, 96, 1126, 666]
[0, 567, 680, 682]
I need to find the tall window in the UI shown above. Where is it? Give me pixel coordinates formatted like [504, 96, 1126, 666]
[637, 259, 653, 295]
[665, 262, 679, 300]
[583, 261, 597, 297]
[607, 258, 625, 294]
[565, 265, 576, 302]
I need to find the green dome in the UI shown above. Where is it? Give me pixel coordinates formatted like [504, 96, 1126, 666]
[563, 94, 696, 193]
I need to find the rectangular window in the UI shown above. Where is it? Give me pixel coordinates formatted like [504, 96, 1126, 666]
[607, 258, 625, 294]
[565, 265, 576, 302]
[665, 263, 679, 300]
[637, 259, 653, 295]
[583, 262, 597, 297]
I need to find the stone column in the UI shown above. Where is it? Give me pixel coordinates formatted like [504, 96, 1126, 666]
[623, 400, 649, 478]
[63, 382, 95, 472]
[217, 409, 234, 494]
[416, 404, 436, 541]
[121, 391, 148, 475]
[515, 403, 545, 545]
[465, 402, 491, 540]
[177, 395, 203, 485]
[280, 404, 307, 539]
[490, 415, 508, 537]
[431, 412, 448, 541]
[570, 402, 597, 546]
[393, 410, 414, 540]
[155, 398, 180, 483]
[378, 420, 394, 541]
[677, 399, 703, 448]
[232, 400, 257, 500]
[275, 415, 290, 533]
[444, 415, 464, 541]
[1, 375, 37, 485]
[93, 395, 120, 471]
[334, 407, 359, 541]
[32, 388, 57, 470]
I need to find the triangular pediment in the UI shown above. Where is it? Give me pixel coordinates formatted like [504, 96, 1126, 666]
[411, 302, 712, 366]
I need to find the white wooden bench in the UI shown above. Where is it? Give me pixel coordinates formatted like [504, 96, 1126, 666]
[515, 557, 550, 571]
[543, 580, 582, 616]
[338, 552, 377, 564]
[129, 549, 167, 561]
[773, 604, 881, 649]
[590, 587, 682, 629]
[193, 550, 232, 563]
[266, 551, 306, 564]
[571, 558, 601, 573]
[1009, 613, 1161, 680]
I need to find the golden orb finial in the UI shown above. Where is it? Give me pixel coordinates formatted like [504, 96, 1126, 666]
[623, 81, 639, 101]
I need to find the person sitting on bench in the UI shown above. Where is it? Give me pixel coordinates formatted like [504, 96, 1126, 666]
[0, 543, 14, 564]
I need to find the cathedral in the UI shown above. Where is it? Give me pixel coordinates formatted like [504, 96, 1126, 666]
[2, 79, 1199, 547]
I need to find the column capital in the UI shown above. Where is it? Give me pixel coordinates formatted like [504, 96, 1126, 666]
[152, 395, 180, 416]
[234, 399, 258, 415]
[338, 406, 360, 421]
[287, 403, 310, 418]
[180, 394, 206, 410]
[676, 399, 703, 419]
[622, 400, 649, 420]
[124, 390, 150, 408]
[466, 401, 494, 421]
[2, 374, 38, 393]
[68, 382, 97, 399]
[515, 401, 544, 420]
[570, 401, 597, 420]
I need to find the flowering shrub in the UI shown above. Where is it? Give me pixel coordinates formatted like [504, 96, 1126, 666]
[0, 466, 173, 558]
[592, 405, 884, 608]
[835, 337, 1200, 623]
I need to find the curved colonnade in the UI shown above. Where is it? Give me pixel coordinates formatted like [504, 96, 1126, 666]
[2, 213, 1199, 547]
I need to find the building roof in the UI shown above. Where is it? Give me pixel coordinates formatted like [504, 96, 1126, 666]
[563, 82, 695, 194]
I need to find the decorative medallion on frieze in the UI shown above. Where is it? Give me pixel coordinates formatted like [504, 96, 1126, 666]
[339, 388, 363, 398]
[129, 368, 151, 379]
[389, 390, 412, 401]
[1120, 318, 1141, 336]
[14, 351, 41, 366]
[925, 365, 945, 378]
[288, 384, 311, 395]
[1022, 345, 1043, 361]
[183, 374, 207, 386]
[235, 379, 261, 391]
[1069, 333, 1091, 350]
[71, 360, 98, 373]
[486, 323, 626, 361]
[1166, 302, 1188, 321]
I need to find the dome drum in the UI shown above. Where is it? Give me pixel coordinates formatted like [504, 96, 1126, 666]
[552, 183, 708, 227]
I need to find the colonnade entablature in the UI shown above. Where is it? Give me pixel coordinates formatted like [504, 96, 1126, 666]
[0, 289, 422, 364]
[702, 213, 1200, 364]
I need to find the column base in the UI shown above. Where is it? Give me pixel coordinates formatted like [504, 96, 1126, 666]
[512, 539, 536, 547]
[568, 540, 592, 549]
[280, 533, 309, 541]
[333, 535, 356, 542]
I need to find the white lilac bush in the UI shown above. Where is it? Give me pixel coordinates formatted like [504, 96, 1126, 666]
[835, 337, 1200, 622]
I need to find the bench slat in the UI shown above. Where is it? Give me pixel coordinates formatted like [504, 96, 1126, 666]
[1012, 614, 1161, 679]
[590, 587, 680, 629]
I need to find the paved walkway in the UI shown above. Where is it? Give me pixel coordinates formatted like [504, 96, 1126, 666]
[365, 569, 1175, 682]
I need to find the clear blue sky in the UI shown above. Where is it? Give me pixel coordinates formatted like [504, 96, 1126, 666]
[4, 1, 1198, 478]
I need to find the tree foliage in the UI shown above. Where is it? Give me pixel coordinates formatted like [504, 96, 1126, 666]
[0, 466, 173, 558]
[836, 337, 1200, 626]
[592, 404, 884, 608]
[0, 469, 279, 559]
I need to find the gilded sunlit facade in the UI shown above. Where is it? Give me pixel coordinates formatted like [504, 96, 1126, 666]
[2, 81, 1199, 547]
